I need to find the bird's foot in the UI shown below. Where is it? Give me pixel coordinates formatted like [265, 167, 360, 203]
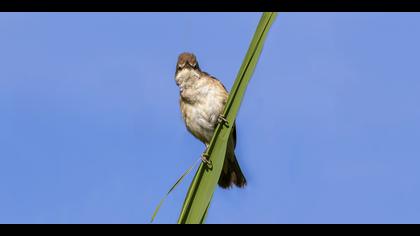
[218, 114, 229, 126]
[201, 153, 212, 167]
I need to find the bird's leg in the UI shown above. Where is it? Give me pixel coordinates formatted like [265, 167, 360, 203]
[201, 144, 212, 166]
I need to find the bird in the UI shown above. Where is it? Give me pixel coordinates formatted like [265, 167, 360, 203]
[174, 52, 247, 189]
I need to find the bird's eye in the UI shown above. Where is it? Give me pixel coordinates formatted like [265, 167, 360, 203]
[178, 63, 186, 70]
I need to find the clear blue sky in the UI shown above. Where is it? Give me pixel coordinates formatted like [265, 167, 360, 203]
[1, 13, 420, 224]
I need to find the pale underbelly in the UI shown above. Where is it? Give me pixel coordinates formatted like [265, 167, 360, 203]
[183, 102, 221, 144]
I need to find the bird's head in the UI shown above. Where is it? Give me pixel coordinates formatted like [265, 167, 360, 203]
[175, 52, 201, 87]
[176, 52, 200, 72]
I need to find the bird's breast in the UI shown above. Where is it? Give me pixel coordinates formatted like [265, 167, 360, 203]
[180, 83, 227, 143]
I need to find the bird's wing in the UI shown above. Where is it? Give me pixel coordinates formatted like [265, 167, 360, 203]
[201, 71, 229, 93]
[232, 123, 237, 148]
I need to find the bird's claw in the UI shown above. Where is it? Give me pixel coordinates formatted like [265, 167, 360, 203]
[201, 153, 212, 167]
[218, 115, 229, 126]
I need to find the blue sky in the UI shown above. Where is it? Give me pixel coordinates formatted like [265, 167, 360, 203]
[1, 13, 420, 224]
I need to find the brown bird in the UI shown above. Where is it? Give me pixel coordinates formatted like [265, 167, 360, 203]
[174, 52, 247, 189]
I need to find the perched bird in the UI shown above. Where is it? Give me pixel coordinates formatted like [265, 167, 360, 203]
[174, 52, 247, 189]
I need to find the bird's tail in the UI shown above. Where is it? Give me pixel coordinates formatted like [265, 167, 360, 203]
[218, 153, 247, 189]
[216, 122, 246, 189]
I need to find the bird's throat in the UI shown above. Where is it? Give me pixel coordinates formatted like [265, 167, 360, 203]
[175, 68, 200, 92]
